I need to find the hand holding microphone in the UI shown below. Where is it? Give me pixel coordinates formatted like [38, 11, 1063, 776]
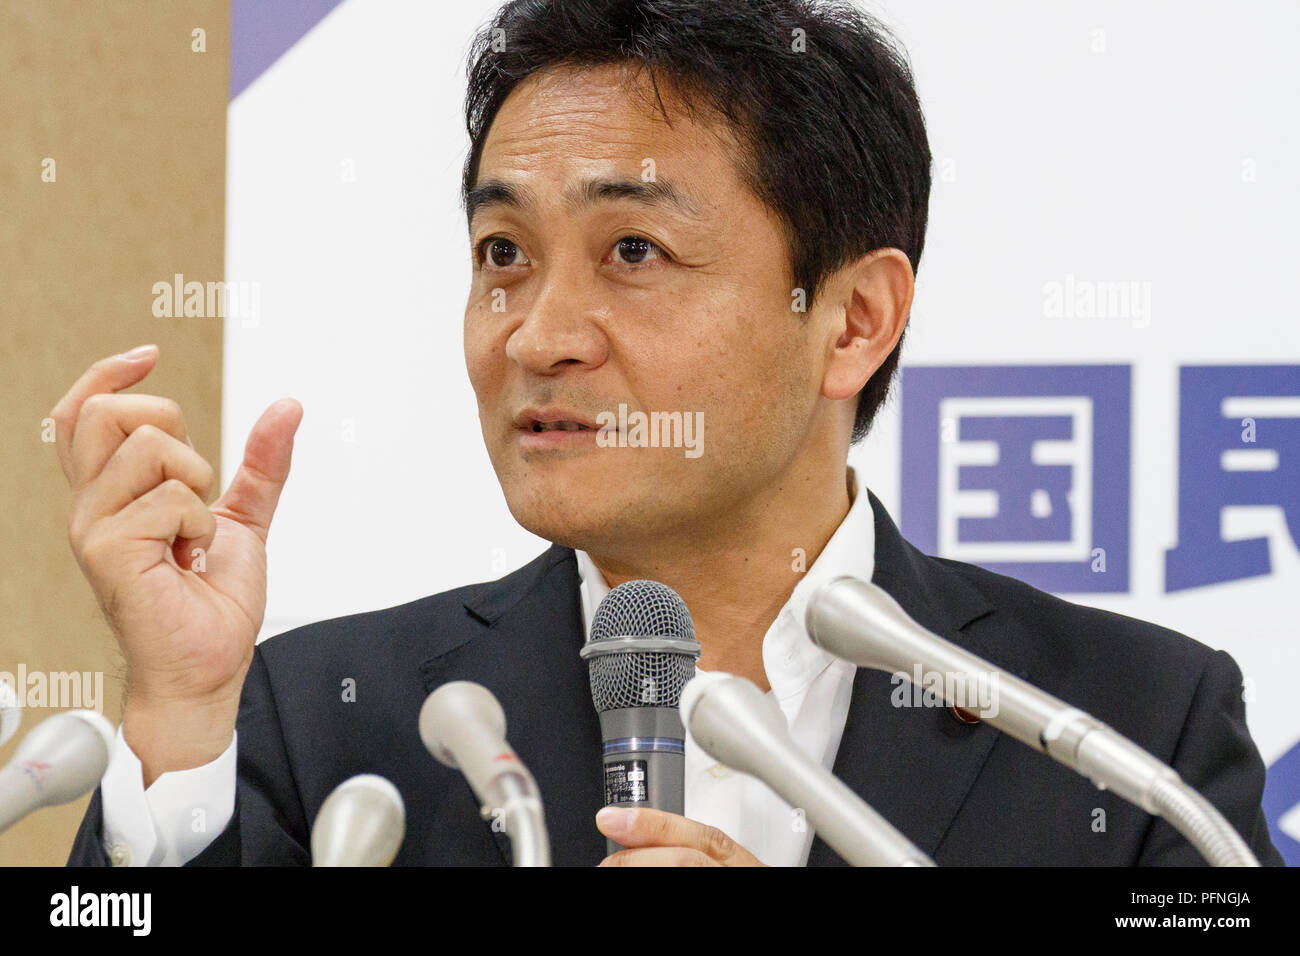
[580, 579, 700, 856]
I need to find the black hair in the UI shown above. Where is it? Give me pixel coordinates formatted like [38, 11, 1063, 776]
[462, 0, 932, 442]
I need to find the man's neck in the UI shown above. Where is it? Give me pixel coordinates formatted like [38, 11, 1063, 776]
[584, 466, 853, 693]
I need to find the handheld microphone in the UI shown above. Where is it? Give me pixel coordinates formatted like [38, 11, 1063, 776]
[681, 671, 935, 866]
[580, 579, 701, 856]
[806, 575, 1260, 867]
[0, 709, 115, 834]
[418, 681, 550, 867]
[0, 680, 19, 747]
[311, 774, 406, 866]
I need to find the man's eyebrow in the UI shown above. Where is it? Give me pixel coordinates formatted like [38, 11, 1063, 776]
[465, 176, 705, 229]
[567, 177, 705, 219]
[465, 179, 537, 228]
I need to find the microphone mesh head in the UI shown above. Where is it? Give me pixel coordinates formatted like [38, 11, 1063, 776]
[586, 580, 700, 712]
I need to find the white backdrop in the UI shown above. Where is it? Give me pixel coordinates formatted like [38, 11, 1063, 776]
[224, 0, 1300, 857]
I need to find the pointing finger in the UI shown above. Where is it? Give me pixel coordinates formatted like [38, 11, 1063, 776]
[50, 345, 159, 480]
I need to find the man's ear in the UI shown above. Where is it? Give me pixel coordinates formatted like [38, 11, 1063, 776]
[821, 248, 914, 402]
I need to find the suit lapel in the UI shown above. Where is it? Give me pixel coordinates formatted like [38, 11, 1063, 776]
[425, 494, 1037, 867]
[808, 492, 1039, 865]
[420, 545, 607, 866]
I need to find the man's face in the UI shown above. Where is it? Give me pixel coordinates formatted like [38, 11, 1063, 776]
[464, 64, 832, 555]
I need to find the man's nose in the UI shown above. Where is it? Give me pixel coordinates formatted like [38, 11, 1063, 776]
[504, 265, 609, 375]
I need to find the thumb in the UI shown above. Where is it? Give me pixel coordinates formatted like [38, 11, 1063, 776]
[212, 398, 303, 543]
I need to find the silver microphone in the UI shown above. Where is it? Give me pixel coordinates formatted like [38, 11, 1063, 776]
[0, 680, 19, 747]
[579, 579, 701, 856]
[0, 709, 115, 834]
[681, 671, 935, 866]
[418, 681, 550, 867]
[311, 774, 406, 866]
[806, 574, 1260, 867]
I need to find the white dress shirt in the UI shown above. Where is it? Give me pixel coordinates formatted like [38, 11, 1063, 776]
[100, 469, 873, 867]
[575, 468, 870, 866]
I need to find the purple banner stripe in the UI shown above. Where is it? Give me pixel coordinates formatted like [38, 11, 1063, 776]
[230, 0, 347, 101]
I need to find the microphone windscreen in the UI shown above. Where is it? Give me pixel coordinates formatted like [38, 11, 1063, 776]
[64, 710, 115, 760]
[418, 681, 507, 770]
[11, 710, 115, 807]
[0, 680, 19, 747]
[312, 774, 406, 867]
[679, 670, 733, 728]
[589, 579, 695, 643]
[583, 580, 700, 712]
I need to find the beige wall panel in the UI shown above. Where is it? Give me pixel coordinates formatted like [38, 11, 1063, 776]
[0, 0, 229, 866]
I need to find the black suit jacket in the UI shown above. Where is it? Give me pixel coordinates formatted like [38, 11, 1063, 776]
[68, 493, 1283, 866]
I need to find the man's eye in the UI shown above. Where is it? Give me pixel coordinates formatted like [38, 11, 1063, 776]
[611, 235, 664, 266]
[478, 237, 527, 268]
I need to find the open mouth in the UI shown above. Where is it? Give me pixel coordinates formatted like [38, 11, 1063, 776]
[513, 406, 601, 437]
[530, 420, 591, 433]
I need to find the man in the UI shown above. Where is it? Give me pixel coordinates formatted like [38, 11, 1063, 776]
[61, 0, 1280, 866]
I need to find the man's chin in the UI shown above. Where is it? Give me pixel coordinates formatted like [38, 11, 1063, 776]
[522, 524, 610, 555]
[495, 455, 702, 551]
[506, 492, 636, 554]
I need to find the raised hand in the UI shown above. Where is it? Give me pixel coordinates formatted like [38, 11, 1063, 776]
[51, 345, 302, 785]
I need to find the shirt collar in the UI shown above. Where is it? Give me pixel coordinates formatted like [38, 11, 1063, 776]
[574, 468, 873, 697]
[763, 467, 872, 701]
